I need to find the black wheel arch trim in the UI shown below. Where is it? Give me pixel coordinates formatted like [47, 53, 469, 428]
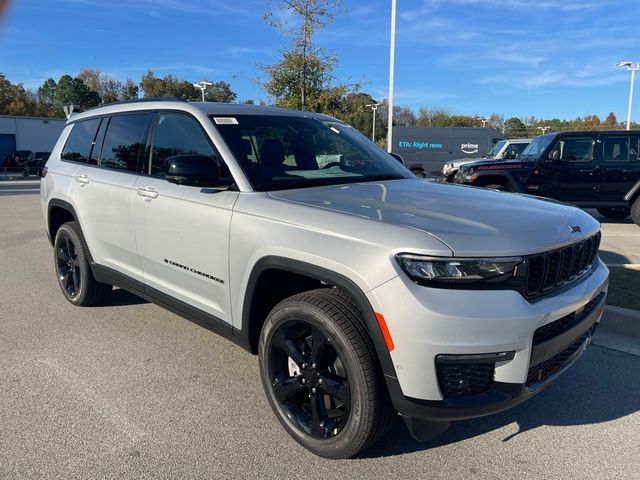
[467, 171, 523, 192]
[241, 256, 398, 382]
[47, 198, 79, 246]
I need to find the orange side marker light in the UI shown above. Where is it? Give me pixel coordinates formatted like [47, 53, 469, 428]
[375, 312, 395, 352]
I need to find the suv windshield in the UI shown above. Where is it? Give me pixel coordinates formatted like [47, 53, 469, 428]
[486, 140, 506, 157]
[520, 135, 555, 159]
[211, 114, 411, 191]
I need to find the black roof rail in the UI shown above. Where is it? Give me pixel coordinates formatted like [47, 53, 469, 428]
[83, 97, 189, 112]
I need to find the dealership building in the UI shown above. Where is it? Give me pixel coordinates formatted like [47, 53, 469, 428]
[0, 115, 66, 165]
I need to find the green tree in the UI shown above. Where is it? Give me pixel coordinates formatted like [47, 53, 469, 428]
[261, 0, 355, 112]
[140, 70, 199, 100]
[0, 74, 37, 116]
[54, 74, 101, 113]
[504, 117, 526, 138]
[121, 78, 139, 100]
[603, 112, 618, 128]
[337, 92, 384, 141]
[203, 80, 236, 102]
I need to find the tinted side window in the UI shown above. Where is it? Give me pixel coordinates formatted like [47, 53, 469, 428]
[558, 138, 594, 162]
[149, 113, 218, 176]
[61, 118, 101, 163]
[100, 114, 150, 172]
[602, 137, 639, 162]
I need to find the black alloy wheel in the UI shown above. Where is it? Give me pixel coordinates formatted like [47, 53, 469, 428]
[259, 288, 395, 459]
[56, 231, 81, 298]
[268, 320, 351, 439]
[53, 222, 112, 306]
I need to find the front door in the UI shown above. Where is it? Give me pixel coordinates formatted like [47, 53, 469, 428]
[132, 112, 238, 323]
[544, 135, 598, 202]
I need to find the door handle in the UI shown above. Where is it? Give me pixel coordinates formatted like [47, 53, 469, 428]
[136, 186, 159, 200]
[74, 174, 91, 185]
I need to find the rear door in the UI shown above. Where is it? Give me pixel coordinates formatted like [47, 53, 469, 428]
[66, 113, 151, 282]
[597, 133, 640, 202]
[132, 111, 238, 323]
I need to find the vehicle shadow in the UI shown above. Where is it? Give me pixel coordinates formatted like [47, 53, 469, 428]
[584, 209, 634, 224]
[363, 346, 640, 459]
[598, 249, 633, 265]
[97, 288, 149, 307]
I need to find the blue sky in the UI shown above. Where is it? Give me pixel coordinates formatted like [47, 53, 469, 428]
[1, 0, 639, 121]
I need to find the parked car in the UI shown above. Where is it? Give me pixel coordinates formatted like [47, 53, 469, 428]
[442, 138, 531, 179]
[42, 100, 608, 458]
[453, 131, 640, 225]
[3, 150, 32, 171]
[22, 151, 50, 176]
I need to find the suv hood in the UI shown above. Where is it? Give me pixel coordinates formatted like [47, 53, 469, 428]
[460, 159, 535, 172]
[268, 179, 600, 257]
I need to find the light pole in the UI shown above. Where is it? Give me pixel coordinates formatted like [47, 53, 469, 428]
[193, 80, 213, 102]
[386, 0, 397, 153]
[475, 116, 487, 128]
[537, 126, 550, 135]
[365, 102, 380, 141]
[617, 61, 640, 130]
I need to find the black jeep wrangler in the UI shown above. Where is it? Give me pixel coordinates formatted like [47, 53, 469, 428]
[452, 131, 640, 225]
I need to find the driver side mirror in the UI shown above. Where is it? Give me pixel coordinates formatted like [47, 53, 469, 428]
[389, 152, 404, 165]
[164, 154, 227, 187]
[546, 150, 560, 162]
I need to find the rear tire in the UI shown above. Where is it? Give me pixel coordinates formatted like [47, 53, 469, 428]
[597, 207, 630, 221]
[54, 222, 112, 306]
[631, 197, 640, 226]
[258, 288, 394, 459]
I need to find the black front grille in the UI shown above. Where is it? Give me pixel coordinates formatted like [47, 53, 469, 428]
[436, 363, 495, 398]
[526, 334, 588, 385]
[525, 232, 601, 299]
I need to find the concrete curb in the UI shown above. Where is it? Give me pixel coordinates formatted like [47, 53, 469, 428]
[599, 305, 640, 337]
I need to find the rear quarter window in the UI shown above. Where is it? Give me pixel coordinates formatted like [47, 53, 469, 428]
[61, 118, 101, 163]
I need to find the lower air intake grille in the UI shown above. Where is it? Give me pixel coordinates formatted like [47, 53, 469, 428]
[436, 363, 495, 398]
[526, 334, 588, 385]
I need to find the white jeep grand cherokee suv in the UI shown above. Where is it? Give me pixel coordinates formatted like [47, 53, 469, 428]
[41, 99, 608, 458]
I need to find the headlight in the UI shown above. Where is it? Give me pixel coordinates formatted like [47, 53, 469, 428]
[396, 254, 526, 287]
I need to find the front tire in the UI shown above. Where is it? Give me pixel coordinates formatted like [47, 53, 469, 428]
[258, 288, 394, 459]
[54, 222, 112, 306]
[597, 207, 630, 220]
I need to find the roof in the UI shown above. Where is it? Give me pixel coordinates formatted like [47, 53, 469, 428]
[68, 99, 338, 124]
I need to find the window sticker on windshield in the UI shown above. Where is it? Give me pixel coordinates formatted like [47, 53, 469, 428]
[213, 117, 239, 125]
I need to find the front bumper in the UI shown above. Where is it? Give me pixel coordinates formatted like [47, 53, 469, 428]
[367, 258, 609, 422]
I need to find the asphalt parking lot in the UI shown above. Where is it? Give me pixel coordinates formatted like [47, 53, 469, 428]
[0, 188, 638, 479]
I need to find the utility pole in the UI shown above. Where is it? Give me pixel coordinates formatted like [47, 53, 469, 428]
[617, 61, 640, 130]
[386, 0, 397, 153]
